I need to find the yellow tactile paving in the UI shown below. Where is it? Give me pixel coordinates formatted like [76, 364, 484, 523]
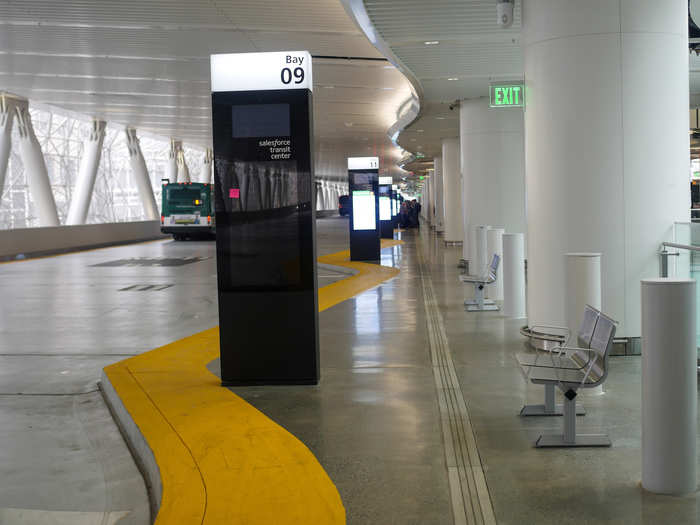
[103, 238, 403, 525]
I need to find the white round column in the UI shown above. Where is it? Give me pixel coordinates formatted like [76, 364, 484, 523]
[503, 233, 526, 318]
[66, 119, 107, 225]
[433, 156, 444, 232]
[565, 253, 602, 337]
[441, 137, 463, 243]
[475, 225, 489, 275]
[486, 228, 504, 300]
[460, 97, 525, 266]
[15, 105, 59, 227]
[201, 148, 213, 184]
[166, 139, 178, 183]
[522, 0, 689, 338]
[641, 278, 696, 495]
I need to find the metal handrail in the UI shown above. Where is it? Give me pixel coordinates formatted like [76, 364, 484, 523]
[661, 241, 700, 252]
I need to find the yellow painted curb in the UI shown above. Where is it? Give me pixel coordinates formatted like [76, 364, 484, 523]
[104, 238, 403, 524]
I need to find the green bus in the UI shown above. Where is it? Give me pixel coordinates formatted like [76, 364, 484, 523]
[160, 181, 215, 240]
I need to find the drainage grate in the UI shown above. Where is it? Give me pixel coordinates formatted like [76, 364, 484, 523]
[118, 284, 174, 292]
[92, 257, 211, 267]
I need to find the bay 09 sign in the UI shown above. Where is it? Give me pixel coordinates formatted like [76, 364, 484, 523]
[210, 50, 319, 386]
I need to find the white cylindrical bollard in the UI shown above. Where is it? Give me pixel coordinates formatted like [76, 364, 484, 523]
[565, 253, 602, 336]
[475, 225, 489, 275]
[486, 228, 504, 300]
[641, 278, 696, 495]
[503, 233, 526, 318]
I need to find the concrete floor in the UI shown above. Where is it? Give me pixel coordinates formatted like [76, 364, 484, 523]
[0, 224, 349, 524]
[3, 216, 700, 524]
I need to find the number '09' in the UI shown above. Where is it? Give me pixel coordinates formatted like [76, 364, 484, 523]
[281, 67, 304, 85]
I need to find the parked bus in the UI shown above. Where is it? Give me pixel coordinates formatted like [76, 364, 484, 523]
[160, 181, 215, 240]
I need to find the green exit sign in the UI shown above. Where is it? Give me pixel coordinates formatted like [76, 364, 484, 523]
[489, 82, 524, 108]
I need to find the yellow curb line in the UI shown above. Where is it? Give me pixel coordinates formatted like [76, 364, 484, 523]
[104, 238, 403, 524]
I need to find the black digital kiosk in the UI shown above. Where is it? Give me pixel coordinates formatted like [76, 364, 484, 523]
[378, 176, 393, 239]
[348, 157, 380, 261]
[210, 51, 319, 385]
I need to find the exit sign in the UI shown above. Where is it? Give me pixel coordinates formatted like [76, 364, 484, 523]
[489, 82, 524, 108]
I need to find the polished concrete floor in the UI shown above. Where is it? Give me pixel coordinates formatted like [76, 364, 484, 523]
[3, 216, 700, 524]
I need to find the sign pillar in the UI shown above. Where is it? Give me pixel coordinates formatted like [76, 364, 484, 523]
[348, 157, 380, 261]
[378, 175, 393, 239]
[211, 51, 319, 385]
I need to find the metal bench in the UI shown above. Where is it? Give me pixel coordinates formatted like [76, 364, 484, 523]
[516, 304, 600, 416]
[460, 254, 500, 312]
[520, 311, 617, 447]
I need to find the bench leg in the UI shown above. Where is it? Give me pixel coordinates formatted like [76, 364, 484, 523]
[535, 390, 611, 448]
[520, 383, 586, 416]
[466, 283, 499, 312]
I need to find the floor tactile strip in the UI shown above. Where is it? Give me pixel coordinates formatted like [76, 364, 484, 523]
[416, 240, 497, 525]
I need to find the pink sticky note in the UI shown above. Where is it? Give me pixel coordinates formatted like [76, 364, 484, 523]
[229, 188, 240, 199]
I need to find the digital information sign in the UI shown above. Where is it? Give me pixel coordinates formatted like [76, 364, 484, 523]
[378, 184, 393, 239]
[211, 51, 319, 385]
[348, 157, 380, 260]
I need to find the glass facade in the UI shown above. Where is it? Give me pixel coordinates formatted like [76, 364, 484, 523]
[0, 105, 205, 229]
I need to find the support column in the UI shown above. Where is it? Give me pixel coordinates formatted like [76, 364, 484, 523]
[316, 181, 323, 211]
[423, 176, 431, 223]
[15, 104, 59, 227]
[523, 0, 689, 337]
[642, 278, 696, 495]
[0, 95, 16, 204]
[201, 147, 212, 183]
[460, 97, 525, 265]
[323, 180, 331, 210]
[66, 119, 106, 225]
[502, 233, 526, 318]
[441, 137, 463, 243]
[176, 149, 190, 183]
[125, 128, 158, 220]
[433, 156, 444, 232]
[166, 139, 179, 182]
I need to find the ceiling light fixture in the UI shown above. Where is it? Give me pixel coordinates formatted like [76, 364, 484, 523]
[424, 41, 439, 45]
[448, 77, 459, 81]
[417, 129, 424, 132]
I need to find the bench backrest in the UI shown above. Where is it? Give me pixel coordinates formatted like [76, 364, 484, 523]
[572, 312, 616, 385]
[576, 304, 600, 348]
[487, 254, 500, 282]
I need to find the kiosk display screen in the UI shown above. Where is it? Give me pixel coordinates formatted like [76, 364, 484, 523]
[378, 184, 391, 221]
[212, 89, 313, 292]
[352, 190, 376, 230]
[232, 104, 290, 138]
[379, 196, 391, 220]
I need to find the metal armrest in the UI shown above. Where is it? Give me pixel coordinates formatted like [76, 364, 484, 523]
[460, 275, 488, 284]
[530, 324, 571, 345]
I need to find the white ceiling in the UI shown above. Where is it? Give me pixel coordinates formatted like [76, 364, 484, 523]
[361, 0, 700, 173]
[0, 0, 412, 177]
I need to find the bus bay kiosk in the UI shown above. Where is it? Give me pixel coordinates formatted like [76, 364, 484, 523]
[391, 184, 399, 228]
[378, 176, 393, 239]
[348, 157, 380, 261]
[210, 51, 319, 385]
